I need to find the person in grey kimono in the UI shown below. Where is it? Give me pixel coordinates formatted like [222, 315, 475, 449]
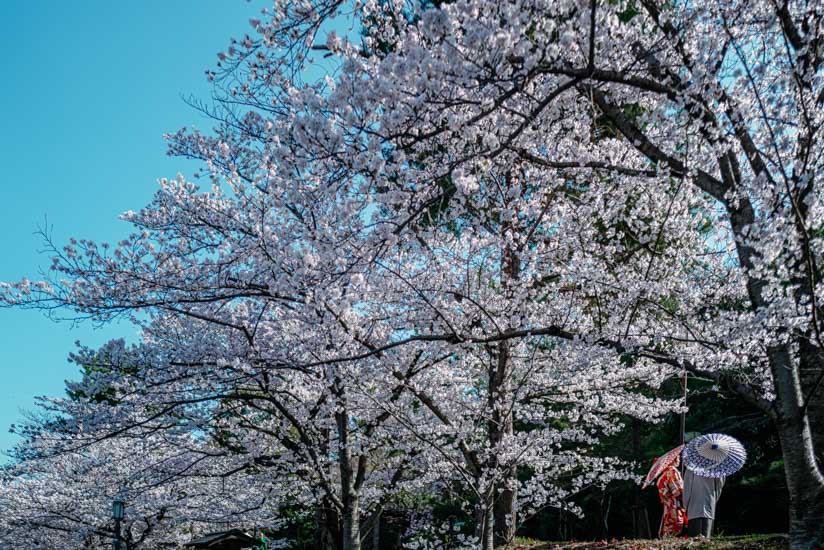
[682, 467, 725, 538]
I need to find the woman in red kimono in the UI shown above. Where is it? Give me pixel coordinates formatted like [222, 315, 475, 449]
[655, 456, 687, 537]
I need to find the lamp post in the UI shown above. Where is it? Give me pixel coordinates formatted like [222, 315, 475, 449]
[112, 496, 125, 550]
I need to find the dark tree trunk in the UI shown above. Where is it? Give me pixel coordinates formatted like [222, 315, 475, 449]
[315, 499, 342, 550]
[631, 419, 651, 538]
[315, 425, 343, 550]
[558, 508, 568, 541]
[491, 241, 519, 547]
[335, 384, 361, 550]
[370, 511, 380, 550]
[597, 487, 610, 539]
[491, 341, 517, 547]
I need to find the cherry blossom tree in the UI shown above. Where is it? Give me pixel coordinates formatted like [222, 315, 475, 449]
[1, 329, 437, 549]
[62, 326, 435, 549]
[342, 0, 820, 546]
[0, 423, 292, 549]
[198, 0, 822, 546]
[5, 0, 823, 548]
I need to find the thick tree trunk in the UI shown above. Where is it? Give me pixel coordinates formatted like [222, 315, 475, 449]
[770, 344, 824, 550]
[799, 338, 824, 469]
[493, 467, 517, 546]
[727, 198, 824, 549]
[491, 341, 517, 547]
[777, 422, 824, 550]
[491, 241, 519, 547]
[341, 495, 361, 550]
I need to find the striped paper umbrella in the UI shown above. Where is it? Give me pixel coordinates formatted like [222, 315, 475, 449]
[682, 433, 747, 478]
[642, 445, 684, 489]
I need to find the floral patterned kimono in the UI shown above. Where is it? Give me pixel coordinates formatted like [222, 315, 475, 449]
[657, 465, 687, 537]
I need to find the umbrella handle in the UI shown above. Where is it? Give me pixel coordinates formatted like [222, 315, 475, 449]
[679, 373, 687, 447]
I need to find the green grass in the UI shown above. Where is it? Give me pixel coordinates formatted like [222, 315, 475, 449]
[506, 533, 788, 549]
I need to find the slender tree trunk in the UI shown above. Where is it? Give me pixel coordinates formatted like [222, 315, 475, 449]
[315, 498, 341, 550]
[558, 508, 568, 541]
[336, 384, 361, 550]
[316, 424, 343, 550]
[631, 419, 651, 538]
[597, 487, 609, 539]
[475, 494, 494, 550]
[370, 511, 380, 550]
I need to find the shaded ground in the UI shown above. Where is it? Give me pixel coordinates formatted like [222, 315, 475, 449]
[507, 534, 788, 549]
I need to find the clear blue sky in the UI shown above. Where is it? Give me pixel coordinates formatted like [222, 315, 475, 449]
[0, 1, 261, 459]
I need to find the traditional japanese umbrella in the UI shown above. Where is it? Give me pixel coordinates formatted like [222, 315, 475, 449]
[642, 445, 685, 489]
[682, 433, 747, 478]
